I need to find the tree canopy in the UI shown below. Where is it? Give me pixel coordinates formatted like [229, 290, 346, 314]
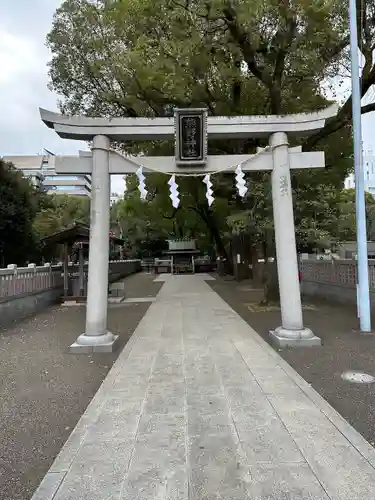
[0, 160, 42, 266]
[33, 194, 90, 239]
[47, 0, 375, 141]
[0, 157, 91, 266]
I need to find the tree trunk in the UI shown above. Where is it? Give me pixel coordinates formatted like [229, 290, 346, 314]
[194, 206, 233, 274]
[260, 233, 280, 304]
[251, 245, 263, 285]
[231, 235, 239, 280]
[210, 224, 232, 274]
[262, 261, 280, 304]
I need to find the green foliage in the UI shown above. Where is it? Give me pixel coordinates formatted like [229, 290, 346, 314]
[47, 0, 347, 117]
[0, 159, 92, 265]
[46, 0, 375, 258]
[228, 183, 375, 251]
[33, 194, 90, 238]
[111, 174, 173, 256]
[0, 160, 40, 266]
[111, 174, 214, 256]
[335, 189, 375, 242]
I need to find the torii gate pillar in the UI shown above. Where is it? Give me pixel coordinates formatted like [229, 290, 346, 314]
[40, 106, 338, 351]
[70, 135, 115, 353]
[270, 132, 319, 346]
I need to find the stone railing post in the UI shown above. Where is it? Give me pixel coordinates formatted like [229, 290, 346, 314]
[7, 264, 17, 296]
[28, 263, 37, 293]
[44, 263, 52, 288]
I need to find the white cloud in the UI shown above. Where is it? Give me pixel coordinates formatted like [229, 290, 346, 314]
[0, 32, 39, 86]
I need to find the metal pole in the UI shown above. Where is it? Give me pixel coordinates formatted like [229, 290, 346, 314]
[349, 0, 371, 332]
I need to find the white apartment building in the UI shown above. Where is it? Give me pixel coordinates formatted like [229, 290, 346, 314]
[3, 154, 91, 197]
[344, 153, 375, 197]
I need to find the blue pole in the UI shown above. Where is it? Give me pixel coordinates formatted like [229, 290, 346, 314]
[349, 0, 371, 332]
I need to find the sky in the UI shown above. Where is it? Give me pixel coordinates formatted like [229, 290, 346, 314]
[0, 0, 375, 192]
[0, 0, 125, 194]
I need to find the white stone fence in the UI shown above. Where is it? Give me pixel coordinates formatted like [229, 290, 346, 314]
[0, 264, 63, 299]
[0, 260, 141, 300]
[299, 259, 375, 306]
[0, 260, 141, 328]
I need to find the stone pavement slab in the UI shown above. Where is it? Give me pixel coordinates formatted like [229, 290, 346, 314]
[31, 274, 375, 500]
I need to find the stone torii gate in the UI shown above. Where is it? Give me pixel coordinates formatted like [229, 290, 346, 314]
[40, 105, 338, 352]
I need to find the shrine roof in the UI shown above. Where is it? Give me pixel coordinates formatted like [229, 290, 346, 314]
[41, 224, 124, 246]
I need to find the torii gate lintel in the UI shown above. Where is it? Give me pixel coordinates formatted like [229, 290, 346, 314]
[54, 149, 325, 175]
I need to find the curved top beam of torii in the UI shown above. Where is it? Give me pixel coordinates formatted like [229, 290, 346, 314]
[40, 105, 338, 141]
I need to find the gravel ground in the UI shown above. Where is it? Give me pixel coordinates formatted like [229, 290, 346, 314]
[0, 272, 162, 500]
[210, 277, 375, 446]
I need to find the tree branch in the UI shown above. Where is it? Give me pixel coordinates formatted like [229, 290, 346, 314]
[361, 102, 375, 115]
[304, 63, 375, 150]
[273, 1, 297, 85]
[221, 1, 272, 88]
[319, 36, 350, 66]
[270, 2, 297, 113]
[163, 207, 180, 220]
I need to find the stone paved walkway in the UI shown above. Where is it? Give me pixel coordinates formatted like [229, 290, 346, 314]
[32, 275, 375, 500]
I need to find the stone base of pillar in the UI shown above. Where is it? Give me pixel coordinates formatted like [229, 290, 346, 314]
[269, 326, 321, 347]
[69, 331, 119, 354]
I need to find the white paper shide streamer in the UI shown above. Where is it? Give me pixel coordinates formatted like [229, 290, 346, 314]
[136, 166, 148, 200]
[235, 165, 248, 198]
[203, 174, 214, 206]
[168, 175, 180, 208]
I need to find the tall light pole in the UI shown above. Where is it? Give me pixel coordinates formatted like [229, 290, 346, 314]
[349, 0, 371, 332]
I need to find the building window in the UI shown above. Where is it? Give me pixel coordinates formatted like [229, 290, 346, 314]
[44, 175, 83, 181]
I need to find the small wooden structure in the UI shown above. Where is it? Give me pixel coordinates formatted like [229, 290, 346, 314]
[41, 224, 124, 303]
[166, 239, 199, 274]
[151, 240, 215, 274]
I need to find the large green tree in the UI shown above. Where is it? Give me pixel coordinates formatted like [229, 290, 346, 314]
[46, 0, 375, 263]
[47, 0, 375, 140]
